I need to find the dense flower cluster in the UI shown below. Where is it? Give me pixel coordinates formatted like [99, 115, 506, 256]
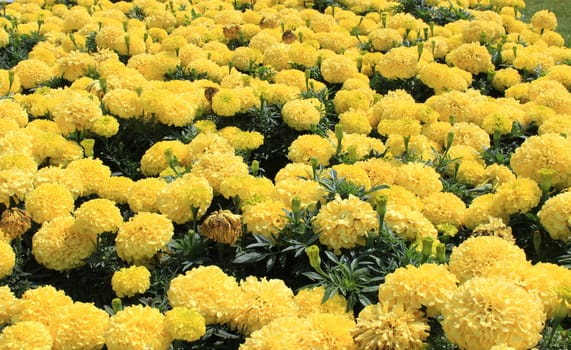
[0, 0, 569, 348]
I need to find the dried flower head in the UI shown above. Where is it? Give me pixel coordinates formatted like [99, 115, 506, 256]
[199, 210, 243, 245]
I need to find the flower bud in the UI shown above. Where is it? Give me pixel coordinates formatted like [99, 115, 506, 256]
[305, 245, 322, 272]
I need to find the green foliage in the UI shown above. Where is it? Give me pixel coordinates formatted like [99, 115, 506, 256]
[369, 73, 433, 102]
[394, 0, 473, 25]
[164, 65, 209, 81]
[0, 26, 43, 70]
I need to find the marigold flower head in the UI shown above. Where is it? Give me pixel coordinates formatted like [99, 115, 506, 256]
[111, 265, 151, 298]
[448, 235, 528, 283]
[446, 42, 494, 75]
[191, 153, 249, 194]
[97, 175, 134, 205]
[220, 174, 274, 205]
[294, 286, 352, 319]
[531, 9, 558, 31]
[377, 46, 419, 80]
[320, 54, 359, 84]
[199, 209, 243, 245]
[510, 133, 571, 189]
[164, 307, 206, 343]
[288, 134, 336, 166]
[448, 121, 490, 151]
[230, 276, 298, 335]
[538, 191, 571, 242]
[523, 262, 571, 319]
[379, 263, 458, 317]
[0, 99, 29, 128]
[11, 285, 73, 332]
[421, 191, 466, 227]
[218, 126, 264, 151]
[25, 183, 75, 224]
[210, 88, 242, 117]
[368, 27, 402, 52]
[281, 98, 322, 131]
[0, 69, 21, 95]
[126, 178, 167, 214]
[0, 286, 16, 325]
[462, 19, 505, 43]
[13, 58, 53, 90]
[0, 321, 53, 350]
[384, 203, 438, 242]
[491, 177, 542, 217]
[240, 316, 318, 350]
[187, 133, 235, 161]
[338, 109, 373, 135]
[168, 265, 242, 325]
[393, 162, 443, 198]
[56, 51, 97, 82]
[0, 240, 14, 279]
[52, 302, 109, 350]
[242, 199, 288, 241]
[0, 207, 31, 241]
[419, 62, 472, 94]
[353, 302, 429, 350]
[140, 140, 190, 177]
[73, 198, 123, 237]
[105, 305, 172, 350]
[313, 195, 378, 254]
[333, 89, 374, 114]
[472, 217, 515, 243]
[441, 277, 545, 350]
[115, 212, 174, 264]
[354, 158, 397, 188]
[492, 67, 521, 92]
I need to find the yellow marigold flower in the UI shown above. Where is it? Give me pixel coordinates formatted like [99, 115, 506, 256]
[538, 114, 571, 136]
[91, 115, 119, 137]
[329, 163, 371, 190]
[157, 173, 213, 224]
[448, 235, 528, 283]
[231, 276, 298, 335]
[377, 118, 422, 138]
[313, 195, 378, 254]
[288, 42, 319, 68]
[116, 212, 174, 264]
[0, 69, 21, 95]
[492, 67, 521, 92]
[421, 191, 466, 227]
[73, 198, 123, 236]
[13, 59, 53, 90]
[111, 265, 151, 298]
[543, 65, 571, 89]
[240, 316, 318, 349]
[526, 262, 571, 319]
[56, 51, 97, 82]
[419, 62, 472, 93]
[393, 162, 442, 198]
[211, 88, 242, 117]
[52, 302, 109, 350]
[51, 90, 103, 136]
[378, 263, 458, 317]
[531, 9, 558, 32]
[220, 174, 274, 205]
[0, 99, 28, 127]
[472, 216, 515, 243]
[377, 46, 419, 80]
[281, 98, 322, 131]
[384, 204, 437, 242]
[165, 307, 206, 342]
[368, 27, 402, 52]
[462, 19, 505, 43]
[320, 54, 359, 84]
[448, 121, 490, 151]
[32, 215, 96, 271]
[262, 43, 289, 71]
[446, 42, 494, 75]
[288, 134, 336, 166]
[305, 312, 357, 348]
[491, 177, 542, 217]
[338, 109, 373, 135]
[242, 199, 288, 241]
[140, 140, 191, 177]
[333, 89, 374, 114]
[354, 158, 397, 188]
[372, 184, 423, 211]
[353, 302, 429, 350]
[12, 285, 73, 331]
[272, 177, 325, 210]
[25, 183, 74, 224]
[0, 240, 14, 279]
[441, 277, 545, 350]
[96, 175, 134, 205]
[168, 266, 242, 325]
[274, 163, 313, 182]
[105, 305, 172, 350]
[0, 286, 16, 325]
[294, 286, 352, 319]
[0, 27, 9, 49]
[191, 153, 249, 194]
[538, 191, 571, 242]
[217, 126, 264, 151]
[187, 133, 235, 161]
[0, 321, 53, 350]
[510, 133, 571, 189]
[127, 178, 168, 214]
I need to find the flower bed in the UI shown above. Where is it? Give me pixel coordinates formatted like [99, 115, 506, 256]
[0, 0, 570, 348]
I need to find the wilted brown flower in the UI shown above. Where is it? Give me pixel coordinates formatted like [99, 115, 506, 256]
[282, 30, 297, 44]
[0, 207, 31, 240]
[223, 25, 241, 41]
[200, 210, 242, 245]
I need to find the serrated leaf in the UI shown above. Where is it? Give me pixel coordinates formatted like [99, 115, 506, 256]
[302, 271, 323, 280]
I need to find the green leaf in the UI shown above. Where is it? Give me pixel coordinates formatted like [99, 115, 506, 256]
[232, 252, 267, 264]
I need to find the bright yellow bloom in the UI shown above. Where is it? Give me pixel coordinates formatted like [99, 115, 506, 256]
[0, 321, 53, 350]
[165, 307, 206, 342]
[112, 265, 151, 298]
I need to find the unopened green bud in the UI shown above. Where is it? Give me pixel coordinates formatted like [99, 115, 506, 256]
[436, 243, 446, 263]
[421, 237, 433, 259]
[80, 139, 95, 158]
[251, 160, 260, 176]
[305, 245, 322, 273]
[111, 298, 123, 314]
